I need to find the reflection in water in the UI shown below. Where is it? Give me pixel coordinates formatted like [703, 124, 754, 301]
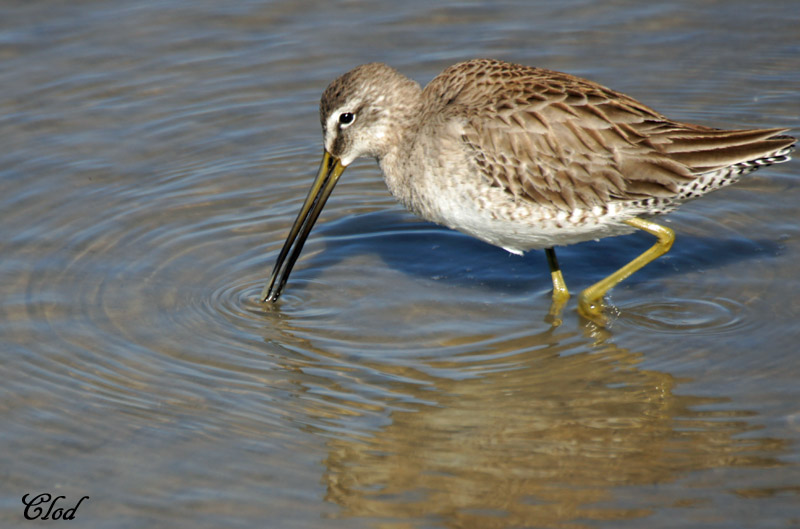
[268, 319, 786, 528]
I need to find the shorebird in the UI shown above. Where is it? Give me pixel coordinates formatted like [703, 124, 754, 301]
[261, 59, 796, 319]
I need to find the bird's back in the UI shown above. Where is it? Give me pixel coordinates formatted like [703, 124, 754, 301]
[421, 59, 796, 214]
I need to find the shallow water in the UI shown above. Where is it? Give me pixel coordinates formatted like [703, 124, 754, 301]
[2, 1, 799, 527]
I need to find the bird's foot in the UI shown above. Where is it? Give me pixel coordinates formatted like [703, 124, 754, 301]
[577, 292, 610, 326]
[546, 289, 570, 327]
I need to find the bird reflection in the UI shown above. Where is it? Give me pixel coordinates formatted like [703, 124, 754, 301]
[267, 315, 786, 528]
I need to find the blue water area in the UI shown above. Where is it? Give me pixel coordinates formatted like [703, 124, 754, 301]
[1, 1, 798, 528]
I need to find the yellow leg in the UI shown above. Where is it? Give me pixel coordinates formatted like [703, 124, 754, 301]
[578, 218, 675, 319]
[546, 247, 569, 325]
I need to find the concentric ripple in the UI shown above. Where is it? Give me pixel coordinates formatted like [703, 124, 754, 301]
[622, 297, 751, 334]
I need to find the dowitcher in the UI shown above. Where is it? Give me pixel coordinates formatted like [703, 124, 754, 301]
[261, 59, 796, 319]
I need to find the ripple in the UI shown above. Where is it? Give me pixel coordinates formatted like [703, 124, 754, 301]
[205, 277, 269, 328]
[622, 297, 750, 334]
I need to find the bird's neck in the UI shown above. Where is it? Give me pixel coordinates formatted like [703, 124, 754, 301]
[378, 133, 426, 216]
[375, 96, 426, 212]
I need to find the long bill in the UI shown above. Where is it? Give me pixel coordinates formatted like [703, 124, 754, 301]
[261, 150, 347, 302]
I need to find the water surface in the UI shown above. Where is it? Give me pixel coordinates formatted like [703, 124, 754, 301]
[1, 1, 799, 528]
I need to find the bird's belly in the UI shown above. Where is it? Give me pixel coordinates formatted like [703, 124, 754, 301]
[420, 179, 639, 254]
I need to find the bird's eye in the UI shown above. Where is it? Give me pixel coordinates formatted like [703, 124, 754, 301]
[338, 112, 355, 126]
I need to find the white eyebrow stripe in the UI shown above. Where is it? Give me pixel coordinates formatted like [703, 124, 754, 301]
[324, 101, 360, 153]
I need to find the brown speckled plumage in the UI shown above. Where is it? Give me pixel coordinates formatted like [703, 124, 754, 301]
[436, 60, 793, 211]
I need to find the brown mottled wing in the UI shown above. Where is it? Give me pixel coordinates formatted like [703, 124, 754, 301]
[434, 59, 794, 210]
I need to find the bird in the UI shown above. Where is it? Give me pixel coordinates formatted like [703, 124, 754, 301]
[260, 59, 796, 320]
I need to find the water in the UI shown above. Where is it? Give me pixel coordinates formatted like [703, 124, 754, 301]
[2, 1, 799, 527]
